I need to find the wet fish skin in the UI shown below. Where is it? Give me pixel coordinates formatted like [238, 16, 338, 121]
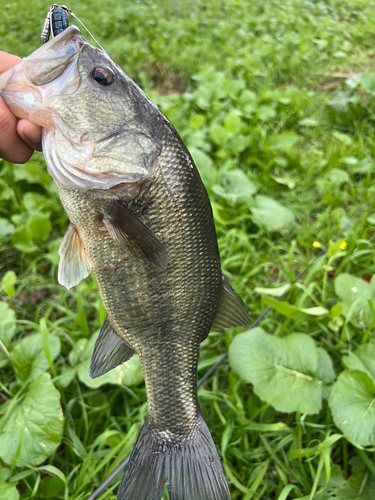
[0, 26, 249, 500]
[57, 126, 221, 433]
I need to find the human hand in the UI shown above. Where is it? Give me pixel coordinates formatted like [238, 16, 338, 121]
[0, 51, 42, 164]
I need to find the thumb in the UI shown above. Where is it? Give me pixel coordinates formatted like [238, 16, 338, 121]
[17, 119, 42, 151]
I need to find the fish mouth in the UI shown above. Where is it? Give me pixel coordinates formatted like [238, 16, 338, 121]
[0, 26, 84, 130]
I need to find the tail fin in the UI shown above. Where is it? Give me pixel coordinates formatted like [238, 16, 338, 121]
[117, 416, 231, 500]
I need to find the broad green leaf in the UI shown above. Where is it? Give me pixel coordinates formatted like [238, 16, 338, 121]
[267, 131, 301, 153]
[347, 73, 375, 95]
[316, 348, 336, 384]
[238, 89, 257, 117]
[189, 147, 217, 188]
[78, 356, 143, 388]
[324, 168, 350, 186]
[257, 105, 276, 121]
[329, 370, 375, 446]
[0, 373, 64, 466]
[37, 476, 64, 499]
[190, 114, 205, 130]
[13, 161, 51, 186]
[224, 111, 243, 134]
[23, 193, 57, 214]
[251, 196, 295, 231]
[334, 273, 375, 328]
[0, 468, 10, 481]
[227, 134, 249, 155]
[298, 118, 318, 127]
[0, 303, 16, 345]
[213, 170, 257, 206]
[353, 159, 374, 174]
[229, 328, 334, 414]
[28, 212, 52, 242]
[210, 124, 229, 146]
[0, 303, 16, 369]
[332, 131, 354, 146]
[330, 305, 343, 319]
[271, 175, 296, 189]
[37, 465, 66, 499]
[335, 274, 372, 304]
[335, 466, 375, 500]
[11, 225, 37, 253]
[1, 271, 16, 297]
[341, 157, 358, 166]
[0, 478, 19, 500]
[342, 344, 375, 384]
[10, 333, 60, 382]
[327, 93, 362, 128]
[0, 219, 15, 239]
[262, 296, 328, 318]
[69, 332, 143, 388]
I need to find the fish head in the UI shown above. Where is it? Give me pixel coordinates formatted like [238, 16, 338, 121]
[0, 26, 161, 191]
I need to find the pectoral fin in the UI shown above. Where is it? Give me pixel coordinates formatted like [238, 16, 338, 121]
[103, 201, 168, 270]
[211, 276, 250, 330]
[89, 316, 135, 379]
[58, 224, 91, 290]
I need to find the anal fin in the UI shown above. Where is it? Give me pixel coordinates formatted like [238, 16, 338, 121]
[103, 201, 168, 270]
[58, 224, 91, 290]
[212, 276, 250, 330]
[89, 316, 135, 379]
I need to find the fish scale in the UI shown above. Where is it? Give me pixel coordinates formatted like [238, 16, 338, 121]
[57, 129, 222, 435]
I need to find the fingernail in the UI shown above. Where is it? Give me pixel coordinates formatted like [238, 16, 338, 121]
[23, 124, 42, 144]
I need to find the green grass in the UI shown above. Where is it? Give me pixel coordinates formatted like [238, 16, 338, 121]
[1, 0, 375, 499]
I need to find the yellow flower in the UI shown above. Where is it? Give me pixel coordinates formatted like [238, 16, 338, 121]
[340, 241, 347, 250]
[312, 241, 321, 248]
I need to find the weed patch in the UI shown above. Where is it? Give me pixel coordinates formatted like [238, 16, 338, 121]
[1, 0, 375, 499]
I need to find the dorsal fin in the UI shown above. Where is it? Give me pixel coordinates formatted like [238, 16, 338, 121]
[103, 201, 168, 270]
[58, 223, 91, 290]
[211, 276, 250, 331]
[89, 316, 135, 379]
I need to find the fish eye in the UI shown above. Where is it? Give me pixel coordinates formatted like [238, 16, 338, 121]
[91, 67, 114, 86]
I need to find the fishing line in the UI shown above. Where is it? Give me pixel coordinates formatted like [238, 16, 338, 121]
[87, 194, 375, 500]
[68, 11, 106, 52]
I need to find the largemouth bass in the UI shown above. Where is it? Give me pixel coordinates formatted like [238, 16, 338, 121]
[0, 26, 249, 500]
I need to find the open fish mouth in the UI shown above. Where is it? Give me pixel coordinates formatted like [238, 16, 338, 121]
[0, 26, 84, 130]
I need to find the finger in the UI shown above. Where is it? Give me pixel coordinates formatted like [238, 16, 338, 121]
[0, 52, 21, 73]
[17, 119, 42, 152]
[0, 97, 34, 163]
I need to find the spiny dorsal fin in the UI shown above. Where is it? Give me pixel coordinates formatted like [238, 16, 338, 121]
[103, 202, 168, 270]
[89, 316, 135, 379]
[212, 276, 250, 330]
[58, 223, 91, 290]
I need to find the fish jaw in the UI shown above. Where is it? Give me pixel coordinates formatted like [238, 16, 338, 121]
[0, 62, 50, 127]
[0, 26, 84, 131]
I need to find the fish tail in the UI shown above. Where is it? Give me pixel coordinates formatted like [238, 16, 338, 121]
[117, 415, 231, 500]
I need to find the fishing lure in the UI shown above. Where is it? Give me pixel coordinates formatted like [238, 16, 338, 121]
[41, 4, 70, 43]
[41, 4, 105, 50]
